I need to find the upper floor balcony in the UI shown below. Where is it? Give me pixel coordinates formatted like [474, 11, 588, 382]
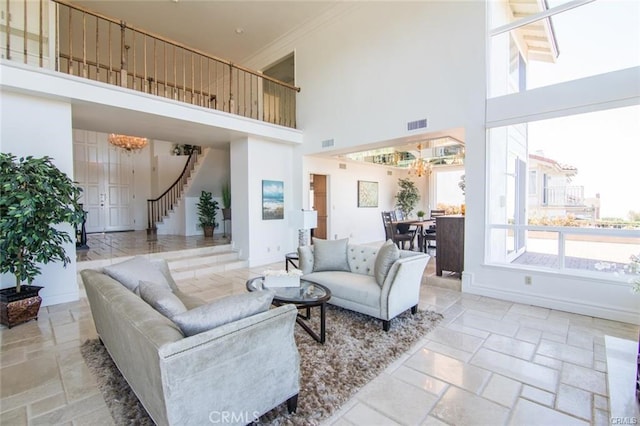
[0, 0, 298, 128]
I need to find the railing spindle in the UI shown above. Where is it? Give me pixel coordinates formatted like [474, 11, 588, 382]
[23, 0, 27, 63]
[39, 0, 43, 67]
[82, 12, 86, 77]
[5, 0, 10, 60]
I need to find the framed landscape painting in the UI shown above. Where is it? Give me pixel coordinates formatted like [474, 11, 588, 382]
[358, 180, 378, 208]
[262, 180, 284, 220]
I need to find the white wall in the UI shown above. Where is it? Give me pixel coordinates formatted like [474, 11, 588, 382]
[246, 2, 486, 156]
[303, 157, 426, 244]
[230, 136, 297, 266]
[0, 90, 79, 306]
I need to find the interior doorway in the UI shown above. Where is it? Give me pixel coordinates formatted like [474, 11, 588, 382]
[310, 174, 327, 240]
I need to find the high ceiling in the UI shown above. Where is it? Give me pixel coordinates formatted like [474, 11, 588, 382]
[69, 1, 338, 65]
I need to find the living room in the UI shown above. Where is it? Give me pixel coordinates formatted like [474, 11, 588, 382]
[1, 0, 639, 424]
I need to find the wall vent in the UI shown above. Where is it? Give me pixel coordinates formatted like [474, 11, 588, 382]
[407, 118, 428, 131]
[321, 138, 335, 148]
[387, 170, 393, 176]
[338, 163, 347, 169]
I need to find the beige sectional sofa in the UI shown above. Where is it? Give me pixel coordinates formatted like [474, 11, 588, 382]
[81, 258, 300, 426]
[298, 239, 429, 330]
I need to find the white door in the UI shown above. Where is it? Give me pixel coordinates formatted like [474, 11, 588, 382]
[73, 130, 134, 233]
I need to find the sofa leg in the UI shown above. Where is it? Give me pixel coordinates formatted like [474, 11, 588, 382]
[411, 304, 418, 314]
[287, 394, 298, 413]
[383, 320, 391, 332]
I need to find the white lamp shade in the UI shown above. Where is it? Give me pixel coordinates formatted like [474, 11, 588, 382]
[297, 210, 318, 229]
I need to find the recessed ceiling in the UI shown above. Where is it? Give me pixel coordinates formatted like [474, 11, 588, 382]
[68, 1, 338, 64]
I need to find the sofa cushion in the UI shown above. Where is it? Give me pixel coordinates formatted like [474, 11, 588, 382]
[139, 281, 188, 319]
[304, 271, 380, 309]
[172, 291, 274, 337]
[374, 240, 400, 287]
[312, 238, 350, 272]
[103, 256, 171, 293]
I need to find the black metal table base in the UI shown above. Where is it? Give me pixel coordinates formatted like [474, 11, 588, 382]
[275, 302, 326, 344]
[295, 304, 326, 344]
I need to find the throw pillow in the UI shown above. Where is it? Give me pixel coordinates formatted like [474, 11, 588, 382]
[312, 237, 350, 272]
[172, 291, 274, 337]
[374, 240, 400, 287]
[103, 256, 172, 293]
[139, 281, 187, 319]
[297, 245, 314, 274]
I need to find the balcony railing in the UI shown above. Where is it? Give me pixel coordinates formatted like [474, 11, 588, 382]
[0, 0, 299, 128]
[544, 185, 584, 206]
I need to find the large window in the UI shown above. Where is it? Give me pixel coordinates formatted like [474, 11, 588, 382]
[489, 0, 640, 98]
[487, 106, 640, 280]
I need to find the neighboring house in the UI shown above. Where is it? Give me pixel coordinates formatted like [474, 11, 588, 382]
[527, 153, 598, 221]
[1, 0, 638, 323]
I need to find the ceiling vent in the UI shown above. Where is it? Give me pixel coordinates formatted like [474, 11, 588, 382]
[321, 139, 335, 148]
[407, 118, 428, 131]
[387, 170, 393, 176]
[338, 163, 347, 169]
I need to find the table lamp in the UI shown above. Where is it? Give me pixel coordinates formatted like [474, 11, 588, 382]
[296, 209, 318, 247]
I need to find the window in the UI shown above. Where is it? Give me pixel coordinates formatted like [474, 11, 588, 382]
[489, 0, 640, 97]
[486, 106, 640, 279]
[528, 170, 537, 195]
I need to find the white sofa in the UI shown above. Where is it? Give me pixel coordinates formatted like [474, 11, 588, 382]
[298, 239, 429, 331]
[81, 259, 300, 426]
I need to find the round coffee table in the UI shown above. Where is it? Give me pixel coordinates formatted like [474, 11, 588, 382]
[246, 277, 331, 343]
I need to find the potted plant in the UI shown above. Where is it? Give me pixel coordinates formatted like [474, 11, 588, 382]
[196, 190, 219, 237]
[221, 182, 231, 221]
[459, 174, 466, 215]
[416, 210, 426, 219]
[395, 178, 420, 218]
[0, 154, 84, 328]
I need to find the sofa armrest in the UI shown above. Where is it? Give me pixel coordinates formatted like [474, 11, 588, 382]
[380, 253, 429, 319]
[157, 304, 300, 425]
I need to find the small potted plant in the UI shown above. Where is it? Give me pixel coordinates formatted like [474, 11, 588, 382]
[196, 190, 219, 237]
[417, 210, 426, 219]
[221, 182, 231, 221]
[0, 154, 84, 327]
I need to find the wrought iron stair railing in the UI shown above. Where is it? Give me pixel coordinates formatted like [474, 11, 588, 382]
[147, 148, 201, 234]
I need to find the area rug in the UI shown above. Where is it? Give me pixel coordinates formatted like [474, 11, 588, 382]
[81, 305, 442, 425]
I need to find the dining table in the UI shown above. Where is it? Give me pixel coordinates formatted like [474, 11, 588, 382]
[392, 218, 435, 252]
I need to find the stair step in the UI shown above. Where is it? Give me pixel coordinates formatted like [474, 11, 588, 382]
[172, 259, 249, 280]
[166, 250, 239, 269]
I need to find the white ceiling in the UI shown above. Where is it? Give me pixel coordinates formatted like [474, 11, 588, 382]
[69, 0, 337, 64]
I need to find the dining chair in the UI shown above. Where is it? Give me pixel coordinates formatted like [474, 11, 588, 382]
[381, 211, 415, 250]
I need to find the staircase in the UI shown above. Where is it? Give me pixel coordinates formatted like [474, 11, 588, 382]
[149, 148, 209, 235]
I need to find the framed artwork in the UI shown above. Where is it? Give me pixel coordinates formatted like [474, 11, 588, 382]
[262, 180, 284, 220]
[357, 180, 378, 208]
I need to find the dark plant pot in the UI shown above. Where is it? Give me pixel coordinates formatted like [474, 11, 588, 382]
[0, 285, 43, 328]
[222, 208, 231, 220]
[203, 225, 214, 238]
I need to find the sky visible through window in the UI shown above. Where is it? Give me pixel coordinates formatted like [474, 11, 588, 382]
[526, 0, 640, 219]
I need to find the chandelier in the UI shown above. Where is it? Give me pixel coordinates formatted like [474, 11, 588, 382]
[409, 143, 432, 177]
[108, 134, 148, 153]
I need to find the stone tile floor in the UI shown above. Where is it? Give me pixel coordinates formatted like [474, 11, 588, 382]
[1, 257, 638, 425]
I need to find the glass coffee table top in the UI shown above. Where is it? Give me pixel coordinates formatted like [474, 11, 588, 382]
[246, 277, 331, 305]
[246, 276, 331, 343]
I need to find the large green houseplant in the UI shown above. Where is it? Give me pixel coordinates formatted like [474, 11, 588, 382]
[196, 190, 219, 237]
[0, 153, 83, 327]
[395, 178, 420, 218]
